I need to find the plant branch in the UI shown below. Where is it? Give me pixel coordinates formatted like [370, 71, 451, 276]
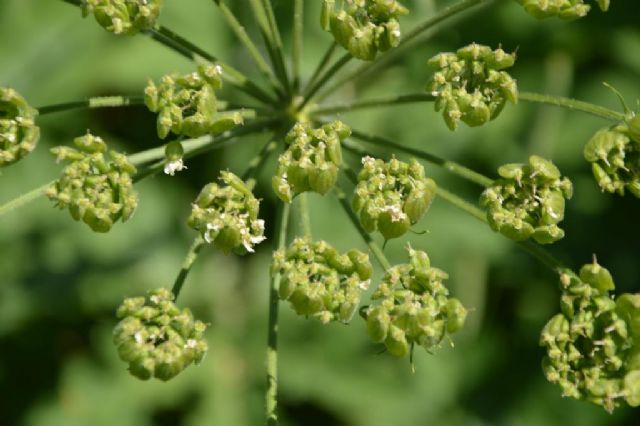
[0, 181, 54, 218]
[171, 236, 206, 300]
[266, 202, 291, 426]
[306, 42, 338, 93]
[37, 95, 145, 115]
[311, 93, 434, 115]
[297, 193, 312, 239]
[519, 91, 625, 121]
[292, 0, 304, 92]
[300, 53, 353, 109]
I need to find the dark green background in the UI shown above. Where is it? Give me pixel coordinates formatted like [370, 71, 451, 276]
[1, 1, 639, 425]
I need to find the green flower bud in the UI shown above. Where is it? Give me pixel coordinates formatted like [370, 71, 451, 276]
[113, 288, 208, 381]
[321, 0, 408, 60]
[272, 238, 372, 324]
[273, 121, 348, 202]
[0, 87, 39, 168]
[188, 171, 265, 255]
[145, 64, 239, 139]
[353, 156, 436, 240]
[364, 246, 466, 356]
[46, 132, 138, 233]
[426, 44, 518, 130]
[163, 140, 186, 176]
[584, 127, 640, 198]
[541, 262, 640, 412]
[81, 0, 163, 35]
[515, 0, 609, 21]
[480, 155, 572, 244]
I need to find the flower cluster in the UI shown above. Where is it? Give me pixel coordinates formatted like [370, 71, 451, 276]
[426, 43, 518, 130]
[113, 288, 208, 381]
[480, 155, 573, 244]
[46, 132, 138, 233]
[364, 247, 467, 357]
[272, 238, 372, 324]
[188, 171, 265, 254]
[321, 0, 409, 60]
[353, 156, 436, 240]
[584, 126, 640, 198]
[515, 0, 610, 20]
[81, 0, 163, 35]
[540, 260, 640, 412]
[0, 87, 39, 168]
[145, 64, 243, 139]
[272, 121, 350, 203]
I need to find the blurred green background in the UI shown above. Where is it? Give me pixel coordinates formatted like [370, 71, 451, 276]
[1, 1, 639, 425]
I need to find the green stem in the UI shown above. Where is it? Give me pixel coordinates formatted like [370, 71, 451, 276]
[292, 0, 304, 92]
[300, 53, 353, 109]
[297, 193, 312, 239]
[315, 0, 487, 102]
[519, 91, 625, 122]
[0, 181, 54, 217]
[306, 42, 337, 93]
[171, 236, 206, 300]
[335, 186, 392, 271]
[266, 202, 291, 426]
[213, 0, 284, 96]
[343, 128, 494, 187]
[311, 93, 434, 115]
[37, 95, 145, 115]
[242, 140, 278, 183]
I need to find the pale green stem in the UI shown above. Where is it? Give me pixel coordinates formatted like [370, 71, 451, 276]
[315, 0, 488, 102]
[297, 193, 312, 239]
[300, 53, 353, 109]
[306, 42, 337, 92]
[342, 128, 494, 187]
[310, 93, 434, 115]
[0, 181, 54, 217]
[266, 202, 291, 426]
[171, 236, 205, 300]
[519, 91, 625, 122]
[213, 0, 284, 95]
[292, 0, 304, 92]
[242, 140, 279, 183]
[261, 0, 290, 93]
[37, 95, 145, 115]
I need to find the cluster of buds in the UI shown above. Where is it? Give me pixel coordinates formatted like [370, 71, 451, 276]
[113, 288, 208, 381]
[0, 87, 39, 168]
[364, 247, 467, 357]
[515, 0, 610, 20]
[188, 171, 265, 255]
[46, 132, 138, 233]
[480, 155, 573, 244]
[272, 238, 372, 324]
[426, 43, 518, 130]
[540, 260, 640, 411]
[81, 0, 163, 35]
[320, 0, 409, 61]
[353, 156, 436, 240]
[584, 126, 640, 198]
[145, 64, 243, 139]
[272, 121, 350, 203]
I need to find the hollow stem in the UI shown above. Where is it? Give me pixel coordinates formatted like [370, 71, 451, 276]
[171, 236, 206, 300]
[519, 91, 625, 122]
[300, 53, 353, 110]
[266, 202, 291, 426]
[37, 95, 145, 115]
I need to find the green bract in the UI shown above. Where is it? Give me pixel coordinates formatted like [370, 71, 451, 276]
[272, 121, 349, 203]
[541, 260, 640, 412]
[46, 132, 138, 233]
[364, 246, 467, 357]
[353, 156, 436, 240]
[516, 0, 610, 20]
[272, 238, 372, 324]
[113, 288, 208, 381]
[426, 43, 518, 130]
[145, 64, 243, 139]
[0, 87, 39, 167]
[321, 0, 408, 61]
[480, 155, 572, 244]
[81, 0, 163, 35]
[584, 126, 640, 197]
[188, 171, 266, 255]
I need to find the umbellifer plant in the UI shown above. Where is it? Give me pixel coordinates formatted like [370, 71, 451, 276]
[1, 0, 639, 423]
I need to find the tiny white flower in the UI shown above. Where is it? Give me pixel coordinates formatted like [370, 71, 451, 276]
[164, 159, 187, 176]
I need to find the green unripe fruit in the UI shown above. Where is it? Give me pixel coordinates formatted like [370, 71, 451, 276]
[82, 0, 163, 35]
[0, 87, 39, 168]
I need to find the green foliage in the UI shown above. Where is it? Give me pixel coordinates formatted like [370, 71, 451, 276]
[81, 0, 163, 35]
[0, 87, 39, 167]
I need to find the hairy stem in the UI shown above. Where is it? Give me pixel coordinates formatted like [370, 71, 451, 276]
[37, 95, 145, 115]
[266, 202, 291, 426]
[171, 236, 206, 300]
[519, 91, 625, 121]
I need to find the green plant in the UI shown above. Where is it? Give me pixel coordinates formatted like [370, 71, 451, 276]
[1, 0, 639, 423]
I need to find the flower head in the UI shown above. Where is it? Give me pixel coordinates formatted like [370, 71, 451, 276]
[81, 0, 163, 35]
[0, 87, 39, 168]
[516, 0, 610, 20]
